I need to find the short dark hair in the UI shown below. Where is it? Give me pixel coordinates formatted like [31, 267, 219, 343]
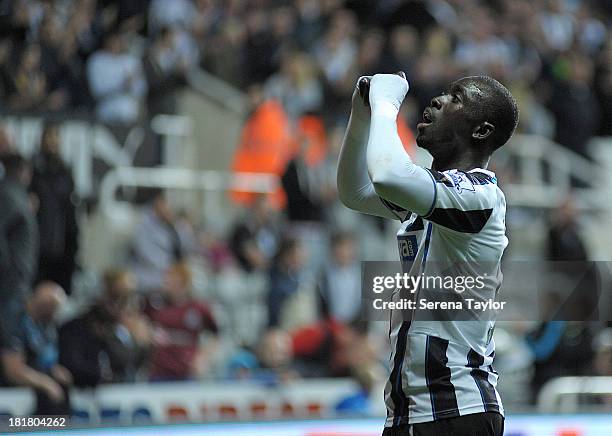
[330, 230, 353, 248]
[41, 121, 60, 136]
[0, 153, 29, 179]
[274, 237, 300, 263]
[469, 76, 519, 151]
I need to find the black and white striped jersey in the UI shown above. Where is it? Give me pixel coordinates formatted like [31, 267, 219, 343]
[382, 167, 507, 427]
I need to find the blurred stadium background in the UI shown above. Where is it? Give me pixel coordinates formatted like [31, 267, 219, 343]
[0, 0, 611, 435]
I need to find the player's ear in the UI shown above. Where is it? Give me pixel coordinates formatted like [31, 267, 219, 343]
[472, 122, 495, 141]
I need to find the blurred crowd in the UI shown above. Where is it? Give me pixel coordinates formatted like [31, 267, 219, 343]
[0, 0, 610, 152]
[1, 0, 612, 417]
[0, 133, 381, 414]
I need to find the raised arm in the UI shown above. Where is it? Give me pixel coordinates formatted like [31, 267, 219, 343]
[366, 74, 436, 217]
[337, 77, 401, 220]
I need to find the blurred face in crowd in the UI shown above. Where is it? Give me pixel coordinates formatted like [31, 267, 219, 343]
[259, 329, 293, 368]
[570, 55, 594, 86]
[332, 236, 355, 266]
[283, 242, 304, 271]
[102, 270, 137, 320]
[247, 84, 264, 111]
[359, 29, 385, 68]
[390, 25, 418, 60]
[21, 44, 41, 71]
[0, 126, 12, 154]
[271, 6, 295, 39]
[253, 195, 272, 226]
[3, 154, 32, 186]
[555, 196, 577, 225]
[594, 345, 612, 376]
[153, 193, 174, 223]
[105, 33, 123, 54]
[163, 264, 191, 302]
[28, 282, 66, 324]
[592, 326, 612, 375]
[0, 39, 11, 66]
[41, 125, 60, 156]
[40, 14, 61, 47]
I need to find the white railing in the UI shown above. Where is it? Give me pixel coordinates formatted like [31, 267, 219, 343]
[97, 134, 612, 215]
[537, 376, 612, 413]
[99, 166, 278, 217]
[500, 134, 611, 210]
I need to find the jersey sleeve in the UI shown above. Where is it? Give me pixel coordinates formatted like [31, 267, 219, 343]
[374, 164, 437, 222]
[423, 170, 497, 233]
[378, 196, 412, 222]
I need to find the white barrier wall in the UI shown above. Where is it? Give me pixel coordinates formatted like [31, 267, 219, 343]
[0, 379, 362, 425]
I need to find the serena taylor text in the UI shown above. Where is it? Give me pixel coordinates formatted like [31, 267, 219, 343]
[373, 298, 507, 312]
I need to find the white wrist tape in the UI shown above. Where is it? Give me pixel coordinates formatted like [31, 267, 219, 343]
[372, 101, 399, 119]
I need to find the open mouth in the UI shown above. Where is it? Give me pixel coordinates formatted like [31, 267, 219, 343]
[417, 108, 433, 130]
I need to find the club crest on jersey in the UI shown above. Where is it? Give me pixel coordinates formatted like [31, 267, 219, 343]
[447, 170, 475, 193]
[398, 235, 418, 261]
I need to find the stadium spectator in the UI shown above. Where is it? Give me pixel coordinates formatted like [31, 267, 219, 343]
[281, 138, 334, 223]
[293, 0, 325, 47]
[40, 8, 92, 110]
[31, 124, 79, 294]
[86, 29, 147, 124]
[144, 27, 192, 114]
[256, 329, 300, 383]
[454, 8, 514, 74]
[317, 231, 361, 324]
[357, 28, 386, 74]
[144, 262, 218, 381]
[314, 9, 358, 85]
[233, 319, 380, 382]
[0, 124, 14, 156]
[68, 0, 107, 59]
[0, 38, 14, 103]
[290, 318, 376, 378]
[8, 43, 49, 111]
[230, 87, 294, 209]
[595, 37, 612, 136]
[548, 52, 599, 157]
[382, 25, 419, 77]
[38, 12, 73, 111]
[201, 16, 247, 88]
[334, 363, 380, 415]
[547, 196, 588, 262]
[148, 0, 196, 35]
[593, 328, 612, 377]
[59, 269, 149, 386]
[537, 0, 575, 52]
[281, 134, 335, 277]
[267, 238, 305, 328]
[229, 195, 281, 273]
[129, 190, 184, 292]
[591, 328, 612, 407]
[1, 282, 70, 415]
[0, 154, 38, 338]
[264, 51, 323, 120]
[243, 9, 279, 85]
[526, 321, 595, 402]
